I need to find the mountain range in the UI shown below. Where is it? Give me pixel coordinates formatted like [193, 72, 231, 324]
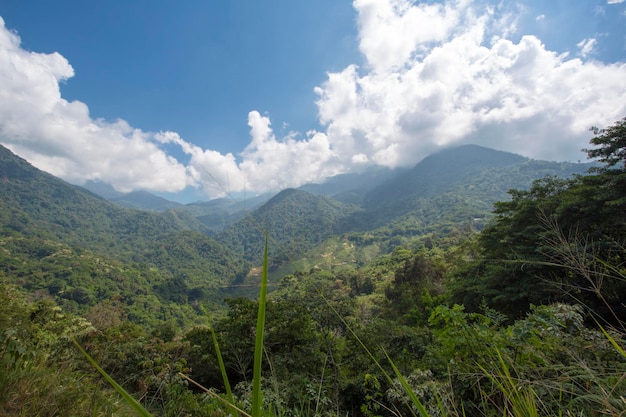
[0, 143, 595, 319]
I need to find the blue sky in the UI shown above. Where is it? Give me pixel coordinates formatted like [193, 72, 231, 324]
[1, 0, 625, 202]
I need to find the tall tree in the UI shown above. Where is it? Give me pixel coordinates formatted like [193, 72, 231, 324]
[452, 117, 626, 322]
[584, 117, 626, 169]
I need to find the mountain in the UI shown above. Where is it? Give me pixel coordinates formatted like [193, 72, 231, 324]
[0, 144, 249, 322]
[110, 190, 183, 211]
[348, 145, 595, 231]
[364, 145, 526, 206]
[216, 188, 360, 265]
[179, 193, 271, 234]
[0, 145, 196, 249]
[83, 180, 183, 211]
[0, 142, 598, 309]
[298, 165, 404, 205]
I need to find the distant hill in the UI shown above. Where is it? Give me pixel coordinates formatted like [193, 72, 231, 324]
[110, 190, 183, 211]
[0, 142, 599, 307]
[179, 194, 271, 234]
[0, 145, 203, 249]
[0, 144, 249, 320]
[83, 180, 183, 211]
[216, 188, 360, 265]
[363, 145, 526, 207]
[348, 145, 595, 231]
[298, 165, 404, 205]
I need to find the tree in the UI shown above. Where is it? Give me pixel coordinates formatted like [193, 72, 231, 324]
[385, 252, 446, 324]
[584, 117, 626, 169]
[451, 167, 626, 323]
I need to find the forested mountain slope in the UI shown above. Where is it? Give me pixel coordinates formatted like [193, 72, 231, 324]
[0, 144, 249, 323]
[364, 145, 526, 206]
[216, 188, 360, 265]
[0, 145, 197, 247]
[348, 145, 594, 232]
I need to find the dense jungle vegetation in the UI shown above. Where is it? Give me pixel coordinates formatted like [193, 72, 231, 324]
[1, 118, 625, 416]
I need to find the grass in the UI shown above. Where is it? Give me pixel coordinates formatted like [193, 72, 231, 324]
[252, 229, 269, 417]
[72, 337, 154, 417]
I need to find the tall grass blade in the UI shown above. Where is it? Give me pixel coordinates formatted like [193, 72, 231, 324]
[178, 373, 252, 417]
[72, 338, 153, 417]
[383, 349, 432, 417]
[476, 348, 539, 417]
[319, 291, 426, 417]
[207, 312, 235, 405]
[251, 229, 269, 417]
[595, 319, 626, 358]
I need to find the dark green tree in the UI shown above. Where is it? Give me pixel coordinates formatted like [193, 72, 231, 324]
[584, 117, 626, 168]
[385, 252, 446, 324]
[452, 117, 626, 322]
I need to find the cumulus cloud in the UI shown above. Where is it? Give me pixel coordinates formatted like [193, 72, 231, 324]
[1, 0, 626, 200]
[0, 17, 192, 193]
[0, 17, 341, 199]
[315, 0, 626, 165]
[155, 114, 339, 197]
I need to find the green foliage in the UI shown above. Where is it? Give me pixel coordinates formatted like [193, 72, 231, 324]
[251, 232, 269, 417]
[426, 303, 626, 416]
[217, 188, 360, 267]
[385, 252, 447, 324]
[0, 281, 137, 416]
[73, 337, 154, 417]
[451, 168, 626, 321]
[3, 126, 626, 416]
[584, 116, 626, 168]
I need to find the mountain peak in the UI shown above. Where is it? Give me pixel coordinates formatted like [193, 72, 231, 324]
[364, 144, 527, 206]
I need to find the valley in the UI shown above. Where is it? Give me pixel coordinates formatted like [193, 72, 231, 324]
[1, 137, 624, 417]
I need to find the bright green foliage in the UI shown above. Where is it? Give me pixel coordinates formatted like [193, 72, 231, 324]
[427, 303, 626, 416]
[217, 188, 360, 267]
[384, 252, 447, 325]
[0, 281, 138, 416]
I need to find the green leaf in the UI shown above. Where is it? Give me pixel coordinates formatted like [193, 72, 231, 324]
[72, 337, 153, 417]
[251, 229, 269, 417]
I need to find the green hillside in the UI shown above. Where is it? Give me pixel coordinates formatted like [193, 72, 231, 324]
[1, 122, 625, 417]
[216, 188, 360, 265]
[0, 144, 249, 325]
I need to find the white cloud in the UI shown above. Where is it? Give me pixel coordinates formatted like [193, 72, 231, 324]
[0, 17, 345, 199]
[577, 38, 597, 58]
[607, 0, 624, 4]
[154, 112, 340, 197]
[315, 0, 626, 166]
[0, 17, 193, 193]
[1, 0, 626, 201]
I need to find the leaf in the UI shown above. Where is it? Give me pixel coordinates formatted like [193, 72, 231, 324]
[72, 337, 153, 417]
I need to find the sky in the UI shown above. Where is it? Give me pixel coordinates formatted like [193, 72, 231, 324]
[1, 0, 625, 202]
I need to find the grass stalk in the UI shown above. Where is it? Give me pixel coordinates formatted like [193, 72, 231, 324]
[251, 229, 269, 417]
[476, 348, 540, 417]
[383, 348, 432, 417]
[319, 290, 430, 417]
[178, 372, 252, 417]
[72, 337, 153, 417]
[204, 309, 234, 404]
[596, 320, 626, 359]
